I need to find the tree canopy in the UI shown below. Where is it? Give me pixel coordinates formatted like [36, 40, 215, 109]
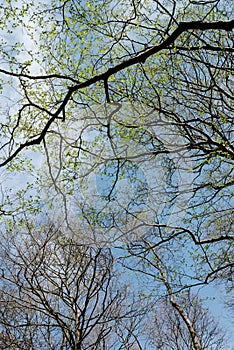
[0, 0, 233, 349]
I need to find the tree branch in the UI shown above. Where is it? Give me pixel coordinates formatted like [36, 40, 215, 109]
[1, 20, 233, 167]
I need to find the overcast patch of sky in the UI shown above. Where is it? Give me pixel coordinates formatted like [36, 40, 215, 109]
[0, 0, 45, 195]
